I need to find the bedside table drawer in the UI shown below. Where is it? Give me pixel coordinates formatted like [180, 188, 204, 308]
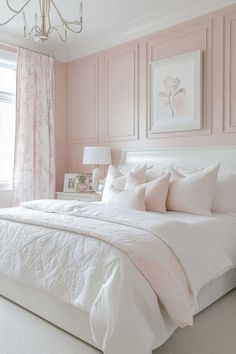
[56, 192, 102, 202]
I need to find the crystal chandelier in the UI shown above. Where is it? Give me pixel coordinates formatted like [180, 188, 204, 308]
[0, 0, 83, 42]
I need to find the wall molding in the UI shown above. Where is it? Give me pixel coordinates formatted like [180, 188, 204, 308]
[103, 43, 139, 142]
[68, 56, 99, 144]
[223, 13, 236, 133]
[145, 20, 213, 139]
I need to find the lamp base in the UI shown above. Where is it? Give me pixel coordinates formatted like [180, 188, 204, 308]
[92, 166, 104, 189]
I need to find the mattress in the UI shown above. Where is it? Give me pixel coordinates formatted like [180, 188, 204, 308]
[0, 268, 236, 351]
[0, 201, 235, 354]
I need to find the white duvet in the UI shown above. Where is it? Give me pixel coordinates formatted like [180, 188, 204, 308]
[0, 200, 235, 354]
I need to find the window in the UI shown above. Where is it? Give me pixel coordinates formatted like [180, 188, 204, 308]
[0, 50, 16, 190]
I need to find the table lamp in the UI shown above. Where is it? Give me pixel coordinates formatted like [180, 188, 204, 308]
[83, 146, 112, 189]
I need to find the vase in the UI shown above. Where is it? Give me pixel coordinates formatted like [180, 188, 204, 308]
[77, 182, 88, 193]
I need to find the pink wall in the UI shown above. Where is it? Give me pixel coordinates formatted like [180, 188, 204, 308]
[55, 4, 236, 187]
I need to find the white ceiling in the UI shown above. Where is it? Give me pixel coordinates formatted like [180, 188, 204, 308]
[0, 0, 236, 62]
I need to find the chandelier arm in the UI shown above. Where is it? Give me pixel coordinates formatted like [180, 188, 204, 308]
[45, 2, 51, 35]
[50, 0, 67, 25]
[50, 0, 82, 33]
[28, 25, 41, 36]
[6, 0, 19, 13]
[63, 19, 83, 33]
[47, 15, 53, 35]
[50, 27, 67, 42]
[0, 0, 32, 26]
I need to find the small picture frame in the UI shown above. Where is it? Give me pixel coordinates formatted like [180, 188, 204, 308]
[63, 173, 78, 192]
[95, 178, 105, 195]
[86, 174, 93, 192]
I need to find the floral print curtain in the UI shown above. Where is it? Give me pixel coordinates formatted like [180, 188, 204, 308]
[13, 48, 55, 205]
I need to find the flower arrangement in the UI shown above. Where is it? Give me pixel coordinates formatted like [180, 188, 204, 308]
[76, 172, 88, 192]
[77, 172, 86, 184]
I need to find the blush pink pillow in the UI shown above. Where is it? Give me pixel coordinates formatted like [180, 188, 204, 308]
[167, 164, 220, 216]
[125, 172, 170, 213]
[212, 173, 236, 213]
[104, 185, 146, 211]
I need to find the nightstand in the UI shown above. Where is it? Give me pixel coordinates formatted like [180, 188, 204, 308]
[56, 192, 102, 202]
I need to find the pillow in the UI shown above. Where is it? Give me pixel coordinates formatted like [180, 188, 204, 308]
[104, 185, 146, 211]
[212, 173, 236, 213]
[145, 165, 173, 182]
[115, 165, 146, 190]
[102, 165, 146, 203]
[125, 172, 171, 213]
[102, 165, 123, 204]
[167, 164, 220, 216]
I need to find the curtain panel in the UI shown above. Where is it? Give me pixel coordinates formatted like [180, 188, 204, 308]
[13, 48, 55, 205]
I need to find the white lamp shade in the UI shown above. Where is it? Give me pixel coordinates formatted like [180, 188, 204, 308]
[83, 146, 112, 165]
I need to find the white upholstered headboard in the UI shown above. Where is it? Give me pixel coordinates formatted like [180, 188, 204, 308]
[120, 146, 236, 173]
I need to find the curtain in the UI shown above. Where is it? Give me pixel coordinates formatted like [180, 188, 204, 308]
[13, 48, 55, 205]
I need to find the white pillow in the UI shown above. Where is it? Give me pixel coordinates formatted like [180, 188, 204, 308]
[104, 185, 146, 211]
[212, 173, 236, 213]
[102, 165, 146, 203]
[102, 165, 123, 204]
[167, 164, 220, 216]
[145, 165, 173, 182]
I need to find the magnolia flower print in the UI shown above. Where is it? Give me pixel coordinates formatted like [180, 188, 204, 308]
[158, 76, 186, 117]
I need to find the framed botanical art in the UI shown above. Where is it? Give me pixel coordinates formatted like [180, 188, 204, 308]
[149, 50, 202, 134]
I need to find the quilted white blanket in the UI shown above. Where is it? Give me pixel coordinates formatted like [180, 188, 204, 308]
[0, 200, 235, 354]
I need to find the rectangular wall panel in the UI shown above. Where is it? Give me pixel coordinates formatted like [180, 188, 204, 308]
[146, 20, 212, 139]
[224, 13, 236, 133]
[68, 57, 99, 144]
[103, 43, 139, 141]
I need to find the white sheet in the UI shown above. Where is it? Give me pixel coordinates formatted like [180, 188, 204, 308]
[0, 200, 235, 354]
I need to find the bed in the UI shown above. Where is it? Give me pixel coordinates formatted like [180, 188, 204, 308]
[0, 146, 235, 354]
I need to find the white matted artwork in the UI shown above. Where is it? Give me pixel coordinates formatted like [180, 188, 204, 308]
[149, 50, 202, 133]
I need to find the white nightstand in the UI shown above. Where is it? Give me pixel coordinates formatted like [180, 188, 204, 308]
[56, 192, 102, 202]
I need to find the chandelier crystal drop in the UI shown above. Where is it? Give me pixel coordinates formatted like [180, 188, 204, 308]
[0, 0, 83, 42]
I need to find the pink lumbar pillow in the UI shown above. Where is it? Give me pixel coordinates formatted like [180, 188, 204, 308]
[167, 164, 220, 216]
[125, 172, 170, 213]
[212, 173, 236, 213]
[104, 185, 146, 211]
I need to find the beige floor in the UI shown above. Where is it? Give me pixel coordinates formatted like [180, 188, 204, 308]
[0, 290, 235, 354]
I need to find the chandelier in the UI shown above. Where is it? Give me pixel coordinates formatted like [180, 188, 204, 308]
[0, 0, 83, 42]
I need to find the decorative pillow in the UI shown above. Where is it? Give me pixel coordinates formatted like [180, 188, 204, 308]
[125, 172, 171, 213]
[145, 165, 173, 182]
[212, 173, 236, 213]
[114, 165, 146, 190]
[104, 185, 146, 211]
[167, 164, 220, 216]
[102, 165, 146, 204]
[102, 165, 123, 204]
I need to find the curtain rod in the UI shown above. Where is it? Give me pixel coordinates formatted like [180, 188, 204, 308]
[19, 46, 55, 59]
[0, 41, 55, 59]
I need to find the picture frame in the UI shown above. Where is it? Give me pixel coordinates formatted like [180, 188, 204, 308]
[85, 174, 93, 192]
[149, 50, 202, 134]
[63, 173, 78, 192]
[94, 178, 105, 195]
